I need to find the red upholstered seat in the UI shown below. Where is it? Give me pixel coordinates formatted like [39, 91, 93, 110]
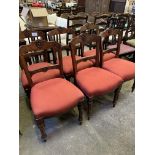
[76, 67, 123, 98]
[21, 62, 60, 88]
[61, 56, 93, 75]
[83, 49, 116, 63]
[108, 43, 135, 55]
[103, 58, 135, 81]
[31, 78, 84, 118]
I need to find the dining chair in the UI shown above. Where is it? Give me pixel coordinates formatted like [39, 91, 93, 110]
[79, 23, 116, 63]
[57, 6, 72, 17]
[80, 23, 99, 50]
[72, 6, 85, 15]
[48, 27, 76, 56]
[60, 12, 73, 19]
[94, 13, 111, 32]
[20, 29, 53, 98]
[123, 15, 135, 48]
[69, 33, 123, 119]
[123, 22, 135, 62]
[48, 27, 89, 80]
[67, 14, 88, 36]
[100, 29, 135, 94]
[19, 40, 84, 141]
[105, 20, 135, 59]
[19, 29, 46, 44]
[117, 13, 130, 30]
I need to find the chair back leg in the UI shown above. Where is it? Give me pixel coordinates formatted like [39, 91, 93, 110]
[78, 100, 83, 125]
[87, 97, 93, 120]
[113, 84, 122, 107]
[36, 118, 47, 142]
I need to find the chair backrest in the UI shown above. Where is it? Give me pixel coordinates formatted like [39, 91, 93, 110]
[109, 16, 126, 30]
[117, 13, 132, 29]
[19, 40, 63, 87]
[77, 6, 85, 13]
[123, 23, 135, 42]
[69, 33, 101, 75]
[80, 23, 99, 35]
[100, 28, 122, 65]
[77, 12, 89, 17]
[128, 14, 135, 29]
[19, 29, 46, 44]
[94, 13, 111, 31]
[80, 23, 99, 50]
[67, 14, 88, 34]
[60, 12, 73, 19]
[48, 27, 75, 45]
[57, 6, 71, 16]
[72, 6, 85, 15]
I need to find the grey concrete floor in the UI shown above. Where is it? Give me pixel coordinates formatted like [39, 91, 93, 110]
[19, 79, 135, 155]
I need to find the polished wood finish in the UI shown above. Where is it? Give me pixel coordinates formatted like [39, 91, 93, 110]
[19, 40, 63, 88]
[69, 33, 101, 119]
[57, 6, 72, 16]
[20, 40, 84, 141]
[67, 15, 88, 34]
[60, 12, 73, 19]
[80, 23, 99, 34]
[70, 33, 101, 75]
[67, 14, 88, 47]
[94, 13, 112, 32]
[78, 101, 83, 124]
[48, 27, 76, 56]
[19, 29, 46, 43]
[36, 118, 47, 142]
[100, 28, 122, 54]
[100, 28, 135, 93]
[109, 16, 126, 30]
[25, 25, 57, 40]
[80, 23, 99, 49]
[113, 84, 122, 107]
[19, 29, 48, 71]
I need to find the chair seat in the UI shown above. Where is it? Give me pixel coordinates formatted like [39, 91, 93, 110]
[83, 49, 116, 63]
[21, 62, 60, 88]
[76, 67, 123, 98]
[61, 56, 93, 75]
[31, 78, 84, 118]
[103, 58, 135, 81]
[108, 43, 135, 55]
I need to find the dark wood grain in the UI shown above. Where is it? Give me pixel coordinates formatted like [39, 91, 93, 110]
[19, 40, 63, 88]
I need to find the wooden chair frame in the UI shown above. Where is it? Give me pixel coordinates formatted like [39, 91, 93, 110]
[100, 29, 123, 65]
[19, 29, 46, 44]
[94, 14, 111, 32]
[100, 29, 135, 92]
[20, 40, 83, 141]
[70, 33, 122, 119]
[48, 27, 76, 56]
[20, 40, 64, 88]
[67, 15, 88, 35]
[80, 23, 99, 50]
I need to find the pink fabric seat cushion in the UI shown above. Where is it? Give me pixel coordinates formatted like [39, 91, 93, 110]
[61, 56, 93, 75]
[108, 43, 135, 55]
[31, 78, 84, 118]
[21, 62, 60, 88]
[103, 58, 135, 81]
[83, 49, 116, 63]
[76, 67, 123, 98]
